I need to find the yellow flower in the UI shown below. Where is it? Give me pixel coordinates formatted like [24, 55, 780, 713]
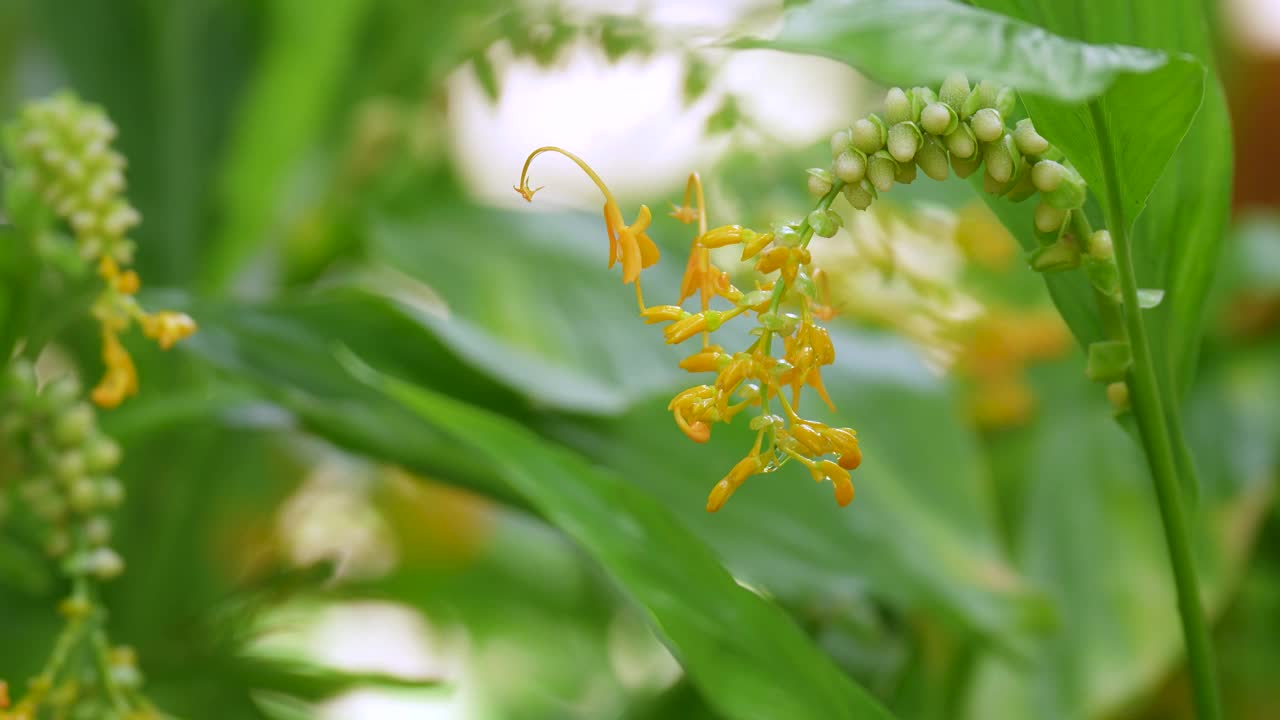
[516, 146, 659, 286]
[91, 331, 139, 409]
[706, 455, 762, 512]
[140, 312, 197, 350]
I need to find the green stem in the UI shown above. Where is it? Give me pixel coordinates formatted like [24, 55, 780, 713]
[1090, 105, 1222, 720]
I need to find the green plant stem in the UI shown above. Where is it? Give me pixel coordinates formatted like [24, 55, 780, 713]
[1091, 106, 1222, 720]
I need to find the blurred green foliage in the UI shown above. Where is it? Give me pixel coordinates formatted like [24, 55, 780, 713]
[1, 1, 1277, 719]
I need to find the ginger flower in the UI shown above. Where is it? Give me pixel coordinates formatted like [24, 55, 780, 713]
[514, 147, 862, 512]
[516, 147, 659, 292]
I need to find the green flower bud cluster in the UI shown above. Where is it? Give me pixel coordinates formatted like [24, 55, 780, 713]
[6, 92, 137, 263]
[1, 359, 125, 581]
[817, 76, 1136, 305]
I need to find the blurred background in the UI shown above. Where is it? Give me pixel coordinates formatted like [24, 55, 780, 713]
[0, 1, 1278, 718]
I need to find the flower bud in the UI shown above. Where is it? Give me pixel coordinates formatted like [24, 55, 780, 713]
[53, 403, 95, 447]
[851, 114, 887, 154]
[43, 376, 82, 411]
[887, 122, 923, 163]
[884, 87, 912, 125]
[706, 455, 762, 512]
[85, 516, 112, 546]
[920, 102, 958, 136]
[680, 348, 725, 373]
[983, 134, 1018, 184]
[1106, 381, 1130, 413]
[807, 208, 838, 238]
[1029, 239, 1082, 272]
[88, 547, 124, 580]
[755, 246, 791, 275]
[867, 151, 898, 193]
[790, 423, 832, 456]
[944, 123, 977, 159]
[1030, 159, 1065, 192]
[830, 127, 853, 156]
[701, 225, 749, 248]
[1085, 229, 1112, 260]
[1033, 201, 1068, 233]
[641, 305, 686, 324]
[842, 179, 877, 210]
[1037, 162, 1087, 209]
[69, 478, 100, 514]
[806, 167, 833, 196]
[1086, 254, 1120, 298]
[940, 72, 971, 114]
[951, 152, 981, 179]
[84, 435, 122, 473]
[54, 450, 86, 483]
[1086, 341, 1132, 383]
[98, 476, 125, 508]
[971, 108, 1004, 143]
[916, 135, 950, 181]
[1013, 118, 1049, 155]
[833, 149, 867, 183]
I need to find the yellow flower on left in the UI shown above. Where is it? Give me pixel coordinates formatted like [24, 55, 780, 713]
[515, 147, 659, 287]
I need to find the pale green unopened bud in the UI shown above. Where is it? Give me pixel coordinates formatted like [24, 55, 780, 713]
[806, 168, 833, 196]
[884, 87, 912, 125]
[44, 376, 82, 411]
[951, 152, 981, 179]
[867, 150, 898, 193]
[983, 134, 1018, 184]
[851, 115, 887, 154]
[1029, 239, 1082, 272]
[887, 122, 923, 163]
[1031, 159, 1066, 192]
[995, 87, 1017, 118]
[1040, 163, 1088, 209]
[920, 102, 958, 135]
[830, 127, 853, 157]
[1089, 229, 1114, 260]
[916, 135, 949, 181]
[54, 404, 94, 447]
[833, 150, 867, 183]
[55, 450, 86, 483]
[940, 72, 970, 112]
[88, 547, 124, 580]
[842, 179, 877, 210]
[944, 123, 977, 159]
[807, 208, 838, 238]
[1086, 253, 1120, 298]
[69, 478, 99, 514]
[84, 435, 121, 473]
[971, 108, 1004, 143]
[1034, 201, 1068, 233]
[1013, 119, 1049, 155]
[1107, 382, 1130, 413]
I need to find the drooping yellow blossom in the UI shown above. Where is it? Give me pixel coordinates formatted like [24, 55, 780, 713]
[516, 147, 659, 295]
[515, 151, 863, 512]
[11, 94, 198, 409]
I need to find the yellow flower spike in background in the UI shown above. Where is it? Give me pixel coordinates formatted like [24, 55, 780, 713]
[12, 93, 197, 410]
[515, 147, 862, 512]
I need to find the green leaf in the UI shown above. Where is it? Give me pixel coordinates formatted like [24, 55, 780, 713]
[967, 354, 1272, 719]
[201, 0, 371, 292]
[732, 0, 1178, 102]
[339, 350, 897, 720]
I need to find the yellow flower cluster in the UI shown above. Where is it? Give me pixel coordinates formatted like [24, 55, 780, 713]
[516, 148, 861, 512]
[10, 93, 196, 408]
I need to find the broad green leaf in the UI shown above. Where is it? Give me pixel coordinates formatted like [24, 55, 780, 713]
[966, 353, 1273, 720]
[201, 0, 371, 292]
[733, 0, 1179, 102]
[340, 351, 897, 720]
[556, 328, 1041, 645]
